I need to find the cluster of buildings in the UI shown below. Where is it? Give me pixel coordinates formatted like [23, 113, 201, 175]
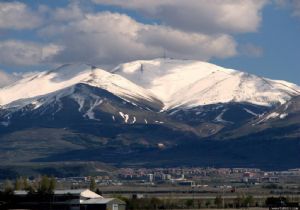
[116, 167, 300, 187]
[56, 176, 122, 188]
[9, 189, 126, 210]
[117, 167, 259, 180]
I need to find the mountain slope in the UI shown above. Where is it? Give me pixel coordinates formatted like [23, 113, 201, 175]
[222, 95, 300, 139]
[0, 83, 193, 132]
[0, 64, 162, 110]
[256, 95, 300, 126]
[0, 83, 201, 166]
[0, 59, 299, 173]
[113, 58, 300, 109]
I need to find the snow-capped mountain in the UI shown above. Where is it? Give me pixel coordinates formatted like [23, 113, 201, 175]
[1, 59, 299, 114]
[0, 59, 300, 170]
[113, 58, 300, 109]
[0, 58, 299, 133]
[216, 95, 300, 145]
[250, 95, 300, 131]
[0, 63, 162, 110]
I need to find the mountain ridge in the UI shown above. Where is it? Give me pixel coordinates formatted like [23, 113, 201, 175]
[1, 59, 299, 111]
[113, 58, 300, 109]
[0, 59, 300, 172]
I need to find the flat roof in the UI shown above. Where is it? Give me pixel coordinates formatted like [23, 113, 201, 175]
[14, 189, 102, 199]
[81, 198, 125, 205]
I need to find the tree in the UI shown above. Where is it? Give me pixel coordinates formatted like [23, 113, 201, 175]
[95, 188, 102, 195]
[243, 195, 254, 207]
[22, 177, 30, 190]
[89, 177, 96, 191]
[185, 199, 194, 208]
[266, 196, 287, 207]
[205, 200, 211, 208]
[234, 195, 244, 208]
[3, 180, 14, 194]
[196, 199, 202, 208]
[214, 195, 223, 208]
[37, 176, 56, 194]
[150, 197, 161, 210]
[14, 178, 23, 190]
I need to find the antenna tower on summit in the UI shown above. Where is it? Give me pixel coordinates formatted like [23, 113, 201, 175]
[140, 63, 144, 73]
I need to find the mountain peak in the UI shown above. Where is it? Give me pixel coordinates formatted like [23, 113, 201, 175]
[0, 59, 299, 110]
[0, 62, 160, 107]
[113, 59, 300, 109]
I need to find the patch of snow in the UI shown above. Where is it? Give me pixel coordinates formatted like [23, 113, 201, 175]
[215, 109, 232, 124]
[256, 111, 287, 124]
[265, 112, 280, 120]
[157, 143, 165, 149]
[132, 116, 136, 124]
[155, 120, 164, 124]
[119, 111, 129, 123]
[283, 102, 290, 111]
[0, 121, 10, 126]
[84, 99, 103, 120]
[31, 101, 43, 110]
[72, 95, 85, 112]
[279, 113, 288, 119]
[169, 109, 180, 115]
[244, 108, 259, 116]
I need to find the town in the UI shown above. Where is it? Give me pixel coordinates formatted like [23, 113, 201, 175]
[1, 167, 300, 209]
[50, 167, 300, 191]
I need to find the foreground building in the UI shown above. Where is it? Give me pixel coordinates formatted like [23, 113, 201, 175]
[12, 189, 126, 210]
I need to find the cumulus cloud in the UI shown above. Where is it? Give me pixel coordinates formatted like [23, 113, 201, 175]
[52, 1, 85, 22]
[0, 70, 39, 88]
[92, 0, 268, 34]
[39, 12, 237, 65]
[240, 43, 264, 57]
[293, 2, 300, 16]
[274, 0, 300, 17]
[0, 70, 21, 88]
[1, 1, 271, 68]
[139, 25, 237, 60]
[0, 1, 42, 30]
[0, 40, 62, 66]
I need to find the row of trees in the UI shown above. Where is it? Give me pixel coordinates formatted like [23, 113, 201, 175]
[2, 176, 98, 195]
[118, 195, 281, 210]
[2, 176, 56, 194]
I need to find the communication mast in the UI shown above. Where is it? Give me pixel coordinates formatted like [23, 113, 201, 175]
[140, 63, 144, 73]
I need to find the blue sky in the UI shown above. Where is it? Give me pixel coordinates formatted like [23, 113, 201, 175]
[0, 0, 299, 85]
[213, 2, 300, 84]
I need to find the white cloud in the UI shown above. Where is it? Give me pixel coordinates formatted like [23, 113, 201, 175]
[52, 1, 85, 22]
[274, 0, 300, 17]
[39, 12, 237, 65]
[293, 2, 300, 16]
[92, 0, 268, 34]
[0, 2, 41, 30]
[2, 1, 271, 67]
[0, 70, 40, 88]
[0, 40, 62, 66]
[0, 70, 20, 88]
[240, 43, 264, 57]
[139, 25, 237, 60]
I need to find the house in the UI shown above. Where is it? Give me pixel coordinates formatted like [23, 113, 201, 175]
[11, 189, 126, 210]
[80, 198, 126, 210]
